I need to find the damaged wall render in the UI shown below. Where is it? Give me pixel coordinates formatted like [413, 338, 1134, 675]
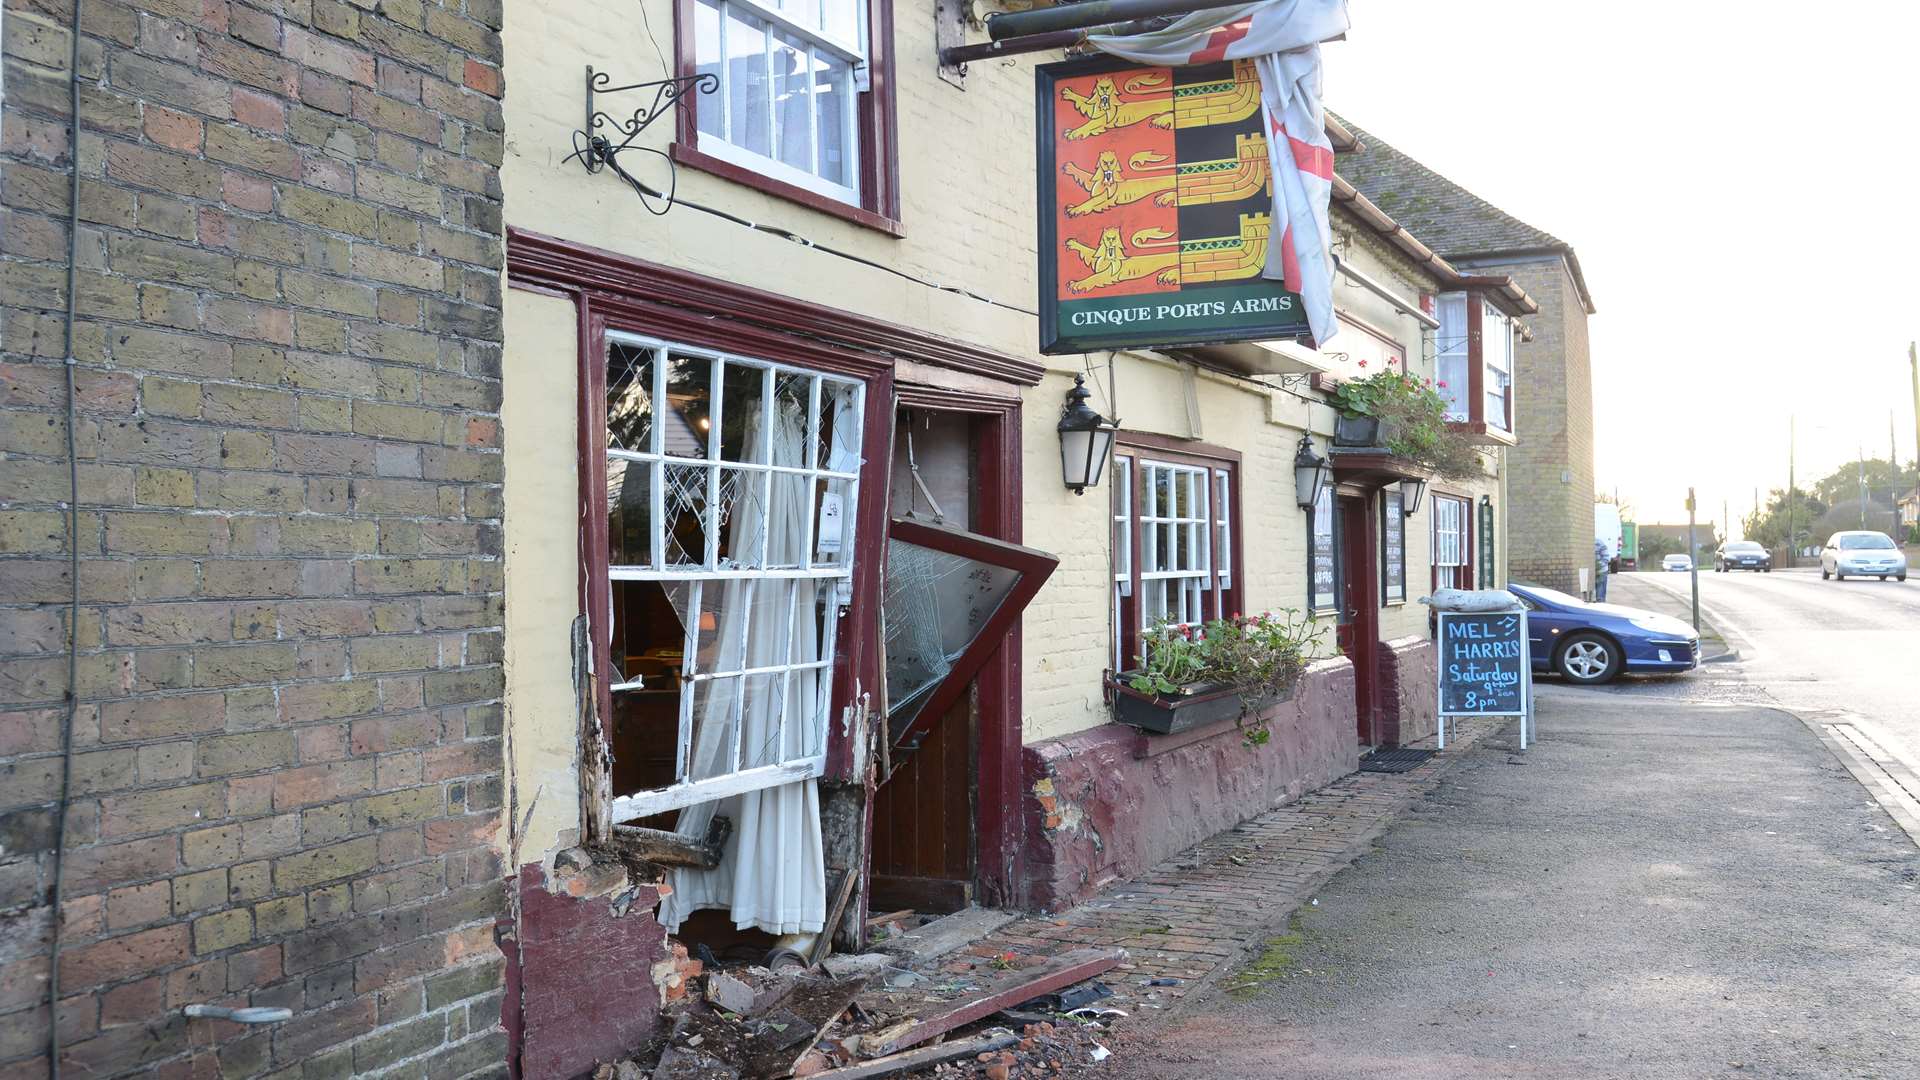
[1019, 658, 1360, 912]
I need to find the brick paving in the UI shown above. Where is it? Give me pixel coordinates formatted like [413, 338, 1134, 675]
[870, 715, 1508, 1030]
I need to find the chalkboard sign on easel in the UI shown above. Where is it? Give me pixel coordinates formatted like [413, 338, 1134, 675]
[1436, 609, 1532, 749]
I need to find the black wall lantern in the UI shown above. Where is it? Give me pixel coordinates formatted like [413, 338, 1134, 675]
[1400, 476, 1428, 517]
[1293, 434, 1331, 510]
[1058, 375, 1117, 495]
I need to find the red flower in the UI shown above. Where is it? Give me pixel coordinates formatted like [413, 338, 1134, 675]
[1358, 360, 1369, 368]
[1437, 381, 1447, 388]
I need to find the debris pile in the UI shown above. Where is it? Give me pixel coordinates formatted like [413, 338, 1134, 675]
[589, 945, 1127, 1079]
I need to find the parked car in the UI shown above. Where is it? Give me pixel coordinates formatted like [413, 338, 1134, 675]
[1507, 583, 1701, 686]
[1715, 540, 1772, 573]
[1821, 531, 1907, 581]
[1661, 554, 1693, 572]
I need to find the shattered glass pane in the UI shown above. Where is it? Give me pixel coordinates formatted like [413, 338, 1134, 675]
[773, 373, 814, 467]
[883, 538, 1023, 732]
[664, 463, 714, 566]
[606, 343, 655, 453]
[817, 378, 861, 470]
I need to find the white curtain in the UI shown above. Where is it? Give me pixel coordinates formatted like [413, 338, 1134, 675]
[660, 398, 827, 935]
[660, 397, 825, 933]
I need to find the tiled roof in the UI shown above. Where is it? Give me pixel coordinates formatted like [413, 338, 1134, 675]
[1332, 113, 1594, 311]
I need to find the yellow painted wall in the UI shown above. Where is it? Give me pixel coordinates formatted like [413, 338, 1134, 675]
[499, 2, 1509, 757]
[499, 288, 584, 861]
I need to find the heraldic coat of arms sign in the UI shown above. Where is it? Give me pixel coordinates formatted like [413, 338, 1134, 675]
[1036, 56, 1313, 355]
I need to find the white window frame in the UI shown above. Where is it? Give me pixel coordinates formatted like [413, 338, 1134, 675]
[1137, 460, 1214, 628]
[1433, 494, 1470, 590]
[693, 0, 866, 205]
[1482, 301, 1513, 433]
[600, 330, 866, 823]
[1435, 293, 1470, 423]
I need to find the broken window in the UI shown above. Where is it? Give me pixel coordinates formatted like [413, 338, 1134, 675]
[596, 333, 866, 823]
[882, 518, 1056, 750]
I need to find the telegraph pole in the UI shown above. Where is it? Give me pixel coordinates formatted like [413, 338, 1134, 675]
[1894, 411, 1903, 537]
[1687, 487, 1700, 631]
[1787, 416, 1796, 567]
[1859, 446, 1867, 529]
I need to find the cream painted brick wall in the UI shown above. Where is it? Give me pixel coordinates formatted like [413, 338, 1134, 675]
[501, 2, 1507, 747]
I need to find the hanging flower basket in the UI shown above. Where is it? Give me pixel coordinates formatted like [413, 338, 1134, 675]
[1333, 414, 1382, 447]
[1327, 372, 1483, 479]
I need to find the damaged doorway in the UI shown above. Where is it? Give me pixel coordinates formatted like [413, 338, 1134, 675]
[872, 397, 1052, 914]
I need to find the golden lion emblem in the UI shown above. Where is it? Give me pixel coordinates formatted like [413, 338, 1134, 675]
[1060, 74, 1175, 141]
[1062, 150, 1177, 217]
[1065, 227, 1181, 292]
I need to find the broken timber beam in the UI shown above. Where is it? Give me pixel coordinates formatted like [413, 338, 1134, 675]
[607, 816, 732, 869]
[810, 1028, 1019, 1079]
[864, 947, 1125, 1057]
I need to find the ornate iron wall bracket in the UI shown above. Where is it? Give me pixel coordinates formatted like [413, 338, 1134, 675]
[568, 65, 717, 174]
[565, 65, 716, 215]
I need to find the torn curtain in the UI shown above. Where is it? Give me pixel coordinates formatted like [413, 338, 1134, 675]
[1087, 0, 1350, 345]
[659, 397, 827, 936]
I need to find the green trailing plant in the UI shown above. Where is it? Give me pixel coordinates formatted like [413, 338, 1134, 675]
[1127, 610, 1328, 744]
[1328, 370, 1483, 480]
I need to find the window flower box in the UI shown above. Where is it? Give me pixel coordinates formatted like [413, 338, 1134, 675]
[1111, 678, 1294, 735]
[1113, 612, 1324, 741]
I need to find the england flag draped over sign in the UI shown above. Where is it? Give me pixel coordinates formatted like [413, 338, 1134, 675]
[1088, 0, 1349, 346]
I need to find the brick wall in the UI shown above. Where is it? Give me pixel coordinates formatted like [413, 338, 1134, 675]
[2, 1, 508, 1077]
[1492, 256, 1596, 594]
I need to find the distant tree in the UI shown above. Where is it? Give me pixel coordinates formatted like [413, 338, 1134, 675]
[1745, 487, 1825, 550]
[1812, 457, 1912, 510]
[1639, 534, 1685, 561]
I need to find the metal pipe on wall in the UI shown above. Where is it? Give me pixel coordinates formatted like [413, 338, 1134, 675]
[987, 0, 1252, 40]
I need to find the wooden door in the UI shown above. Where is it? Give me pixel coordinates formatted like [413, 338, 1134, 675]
[1338, 493, 1379, 745]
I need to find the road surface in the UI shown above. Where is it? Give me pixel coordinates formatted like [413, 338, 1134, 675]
[1615, 567, 1920, 777]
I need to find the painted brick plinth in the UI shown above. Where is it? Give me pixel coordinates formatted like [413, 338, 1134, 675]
[1017, 658, 1359, 912]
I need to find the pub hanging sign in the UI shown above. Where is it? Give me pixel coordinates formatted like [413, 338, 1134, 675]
[1035, 56, 1312, 355]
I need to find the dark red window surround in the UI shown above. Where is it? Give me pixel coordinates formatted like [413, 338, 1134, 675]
[1451, 290, 1516, 443]
[1111, 433, 1244, 673]
[672, 0, 903, 236]
[1431, 491, 1474, 592]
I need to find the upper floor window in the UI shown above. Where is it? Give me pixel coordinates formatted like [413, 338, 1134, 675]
[1435, 293, 1470, 423]
[1434, 291, 1517, 440]
[682, 0, 899, 229]
[1482, 301, 1513, 433]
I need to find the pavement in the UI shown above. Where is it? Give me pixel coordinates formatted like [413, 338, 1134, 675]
[1091, 685, 1920, 1079]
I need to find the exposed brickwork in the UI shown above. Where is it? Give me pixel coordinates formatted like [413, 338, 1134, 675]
[1, 0, 508, 1076]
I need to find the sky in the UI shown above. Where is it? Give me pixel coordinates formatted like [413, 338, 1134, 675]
[1324, 1, 1920, 530]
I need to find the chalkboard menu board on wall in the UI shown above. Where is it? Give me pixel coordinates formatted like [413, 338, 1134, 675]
[1382, 489, 1405, 603]
[1437, 610, 1529, 716]
[1311, 485, 1337, 611]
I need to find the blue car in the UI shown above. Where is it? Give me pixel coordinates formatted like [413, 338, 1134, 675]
[1505, 582, 1701, 685]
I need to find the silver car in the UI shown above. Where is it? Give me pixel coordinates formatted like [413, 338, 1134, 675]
[1821, 531, 1908, 582]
